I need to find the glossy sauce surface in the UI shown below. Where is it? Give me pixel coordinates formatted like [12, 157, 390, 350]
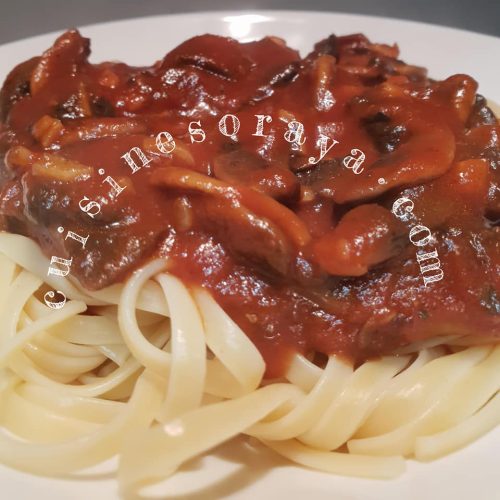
[0, 31, 499, 377]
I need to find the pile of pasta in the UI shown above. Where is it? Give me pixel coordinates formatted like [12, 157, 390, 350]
[0, 232, 499, 496]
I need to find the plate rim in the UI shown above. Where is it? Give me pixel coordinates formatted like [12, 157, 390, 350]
[0, 9, 499, 53]
[0, 9, 498, 500]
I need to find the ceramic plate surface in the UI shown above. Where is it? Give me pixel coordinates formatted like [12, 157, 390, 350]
[0, 10, 498, 500]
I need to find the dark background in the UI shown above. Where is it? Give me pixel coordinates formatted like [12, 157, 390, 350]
[0, 0, 499, 45]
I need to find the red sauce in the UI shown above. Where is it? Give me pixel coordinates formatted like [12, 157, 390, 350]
[0, 31, 499, 377]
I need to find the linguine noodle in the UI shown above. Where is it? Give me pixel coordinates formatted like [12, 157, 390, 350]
[0, 232, 498, 496]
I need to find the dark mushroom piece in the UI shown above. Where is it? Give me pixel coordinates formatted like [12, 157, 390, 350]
[213, 148, 300, 204]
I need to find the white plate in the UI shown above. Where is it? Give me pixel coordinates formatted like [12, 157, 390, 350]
[0, 10, 499, 500]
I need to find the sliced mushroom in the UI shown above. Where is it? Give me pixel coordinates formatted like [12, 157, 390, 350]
[6, 145, 93, 181]
[361, 111, 408, 153]
[151, 166, 311, 248]
[467, 95, 498, 129]
[313, 204, 406, 276]
[0, 56, 39, 121]
[30, 30, 90, 95]
[324, 115, 456, 203]
[150, 166, 314, 276]
[213, 149, 299, 203]
[436, 74, 478, 125]
[199, 196, 293, 276]
[59, 117, 147, 145]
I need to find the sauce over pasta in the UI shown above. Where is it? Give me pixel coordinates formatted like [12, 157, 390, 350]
[0, 31, 498, 377]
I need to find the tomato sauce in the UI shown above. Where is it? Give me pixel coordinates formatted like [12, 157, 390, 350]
[0, 31, 498, 377]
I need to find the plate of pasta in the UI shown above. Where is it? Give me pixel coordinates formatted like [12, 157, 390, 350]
[0, 10, 499, 500]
